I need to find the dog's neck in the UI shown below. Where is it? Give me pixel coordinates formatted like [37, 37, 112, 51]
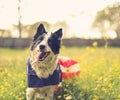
[30, 53, 58, 78]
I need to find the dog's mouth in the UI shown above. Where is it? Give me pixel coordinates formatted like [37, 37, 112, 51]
[38, 51, 50, 61]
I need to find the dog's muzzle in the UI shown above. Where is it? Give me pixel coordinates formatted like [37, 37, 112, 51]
[38, 51, 50, 61]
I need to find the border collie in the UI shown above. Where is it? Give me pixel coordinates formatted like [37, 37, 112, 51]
[26, 24, 62, 100]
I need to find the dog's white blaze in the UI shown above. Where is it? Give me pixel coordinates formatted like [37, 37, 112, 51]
[36, 34, 50, 51]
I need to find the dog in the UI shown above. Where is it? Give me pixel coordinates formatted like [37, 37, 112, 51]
[26, 24, 63, 100]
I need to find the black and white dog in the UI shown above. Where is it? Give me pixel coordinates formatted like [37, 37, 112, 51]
[26, 24, 62, 100]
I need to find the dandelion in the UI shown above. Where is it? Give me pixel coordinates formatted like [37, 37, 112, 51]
[91, 48, 96, 53]
[93, 95, 99, 100]
[92, 41, 98, 47]
[57, 95, 62, 99]
[117, 94, 120, 99]
[10, 92, 13, 96]
[64, 94, 69, 98]
[98, 77, 103, 81]
[108, 83, 112, 88]
[101, 87, 107, 93]
[92, 74, 96, 78]
[61, 45, 66, 49]
[1, 87, 6, 94]
[65, 95, 72, 100]
[111, 92, 115, 95]
[93, 84, 101, 91]
[96, 84, 101, 88]
[66, 84, 69, 87]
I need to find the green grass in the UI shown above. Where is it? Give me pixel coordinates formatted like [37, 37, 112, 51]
[0, 48, 28, 100]
[0, 47, 120, 100]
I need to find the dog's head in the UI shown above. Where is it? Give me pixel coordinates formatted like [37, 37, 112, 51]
[30, 24, 62, 66]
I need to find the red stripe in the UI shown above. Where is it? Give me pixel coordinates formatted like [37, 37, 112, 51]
[58, 59, 78, 68]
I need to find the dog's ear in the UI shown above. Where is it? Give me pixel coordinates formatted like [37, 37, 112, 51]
[55, 28, 63, 39]
[33, 24, 47, 41]
[53, 28, 63, 39]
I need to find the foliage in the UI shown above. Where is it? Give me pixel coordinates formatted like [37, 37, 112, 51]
[0, 46, 120, 100]
[0, 48, 28, 100]
[0, 29, 11, 37]
[93, 2, 120, 38]
[22, 21, 51, 37]
[0, 21, 68, 38]
[22, 21, 68, 38]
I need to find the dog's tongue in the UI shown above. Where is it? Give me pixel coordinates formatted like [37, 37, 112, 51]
[38, 52, 50, 61]
[39, 52, 46, 59]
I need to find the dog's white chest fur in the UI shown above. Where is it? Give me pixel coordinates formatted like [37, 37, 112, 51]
[30, 50, 58, 78]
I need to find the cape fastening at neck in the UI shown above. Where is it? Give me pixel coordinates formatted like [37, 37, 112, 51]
[26, 58, 62, 88]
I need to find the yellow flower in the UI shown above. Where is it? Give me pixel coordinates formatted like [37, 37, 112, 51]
[79, 93, 83, 97]
[108, 83, 112, 88]
[96, 84, 101, 88]
[10, 92, 13, 96]
[57, 95, 62, 99]
[92, 41, 98, 47]
[65, 95, 72, 100]
[111, 92, 114, 95]
[93, 95, 99, 100]
[64, 94, 69, 98]
[118, 94, 120, 99]
[93, 84, 101, 91]
[102, 87, 107, 93]
[18, 98, 23, 100]
[98, 77, 103, 81]
[61, 45, 66, 49]
[91, 48, 96, 53]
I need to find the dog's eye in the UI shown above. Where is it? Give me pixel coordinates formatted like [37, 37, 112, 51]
[40, 37, 44, 41]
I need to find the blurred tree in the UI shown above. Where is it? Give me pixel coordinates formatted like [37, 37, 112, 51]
[92, 2, 120, 38]
[53, 21, 68, 38]
[11, 21, 67, 38]
[0, 29, 11, 37]
[22, 21, 50, 37]
[0, 29, 5, 37]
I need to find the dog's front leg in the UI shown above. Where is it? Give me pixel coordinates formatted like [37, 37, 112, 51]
[26, 88, 36, 100]
[44, 87, 54, 100]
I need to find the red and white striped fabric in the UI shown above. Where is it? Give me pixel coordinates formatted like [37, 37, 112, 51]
[58, 56, 80, 80]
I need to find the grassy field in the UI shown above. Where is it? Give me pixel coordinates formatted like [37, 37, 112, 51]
[0, 46, 120, 100]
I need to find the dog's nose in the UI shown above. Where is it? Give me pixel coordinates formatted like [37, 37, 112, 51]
[39, 45, 46, 50]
